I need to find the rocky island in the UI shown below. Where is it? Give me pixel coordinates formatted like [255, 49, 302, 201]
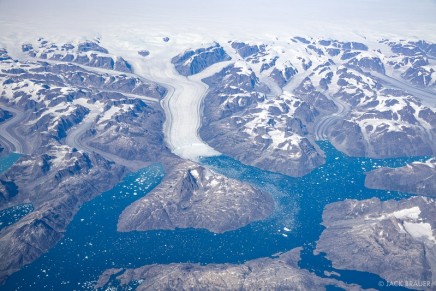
[365, 159, 436, 196]
[118, 160, 274, 233]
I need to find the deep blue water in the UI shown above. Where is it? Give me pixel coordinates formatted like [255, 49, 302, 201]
[2, 142, 428, 290]
[0, 203, 33, 231]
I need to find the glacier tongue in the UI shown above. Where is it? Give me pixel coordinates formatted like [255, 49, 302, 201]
[127, 43, 230, 161]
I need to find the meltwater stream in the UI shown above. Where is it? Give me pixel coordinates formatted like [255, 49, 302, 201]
[2, 142, 428, 290]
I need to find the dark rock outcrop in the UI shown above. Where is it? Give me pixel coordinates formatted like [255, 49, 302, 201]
[0, 108, 12, 123]
[138, 50, 150, 57]
[347, 56, 385, 74]
[365, 159, 436, 196]
[231, 41, 266, 58]
[270, 65, 298, 87]
[294, 77, 337, 114]
[24, 39, 133, 73]
[172, 43, 231, 76]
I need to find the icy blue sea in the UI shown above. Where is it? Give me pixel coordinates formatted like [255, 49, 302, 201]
[1, 142, 425, 290]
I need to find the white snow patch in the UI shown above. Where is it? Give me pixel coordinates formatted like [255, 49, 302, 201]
[392, 206, 421, 220]
[210, 179, 220, 187]
[190, 169, 199, 179]
[368, 206, 421, 221]
[234, 61, 252, 76]
[403, 221, 436, 243]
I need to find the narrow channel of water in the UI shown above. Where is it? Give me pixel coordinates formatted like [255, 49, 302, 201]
[0, 153, 32, 231]
[0, 152, 21, 174]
